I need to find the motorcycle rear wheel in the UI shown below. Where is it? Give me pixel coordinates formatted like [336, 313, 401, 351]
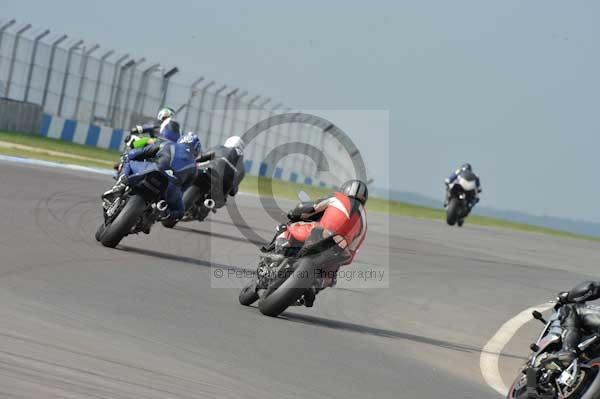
[258, 258, 314, 317]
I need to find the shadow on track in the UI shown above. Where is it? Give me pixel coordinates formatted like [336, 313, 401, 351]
[206, 219, 276, 235]
[119, 245, 255, 274]
[173, 226, 267, 247]
[281, 312, 526, 360]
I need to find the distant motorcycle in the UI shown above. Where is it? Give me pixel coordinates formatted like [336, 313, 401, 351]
[445, 170, 478, 227]
[506, 303, 600, 399]
[238, 191, 351, 317]
[95, 169, 171, 248]
[160, 160, 216, 229]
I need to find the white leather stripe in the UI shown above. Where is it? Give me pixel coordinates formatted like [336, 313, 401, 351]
[349, 206, 367, 251]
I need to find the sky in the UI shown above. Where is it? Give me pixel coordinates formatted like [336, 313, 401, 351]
[4, 0, 600, 221]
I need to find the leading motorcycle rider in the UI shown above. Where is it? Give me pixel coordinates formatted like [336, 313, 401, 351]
[102, 119, 196, 224]
[444, 162, 482, 209]
[553, 281, 600, 366]
[125, 107, 176, 148]
[262, 179, 368, 307]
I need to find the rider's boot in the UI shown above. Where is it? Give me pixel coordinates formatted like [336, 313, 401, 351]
[555, 327, 580, 367]
[102, 175, 128, 200]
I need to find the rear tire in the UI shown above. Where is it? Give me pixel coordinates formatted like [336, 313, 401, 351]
[100, 195, 146, 248]
[258, 259, 314, 317]
[161, 219, 178, 229]
[446, 197, 460, 226]
[239, 282, 259, 306]
[457, 219, 464, 227]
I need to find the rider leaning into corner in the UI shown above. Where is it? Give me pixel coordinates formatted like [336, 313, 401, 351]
[195, 136, 246, 208]
[102, 118, 196, 226]
[444, 162, 482, 209]
[553, 281, 600, 366]
[261, 179, 368, 307]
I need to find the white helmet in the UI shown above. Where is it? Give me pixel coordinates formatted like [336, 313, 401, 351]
[157, 107, 175, 122]
[224, 136, 245, 154]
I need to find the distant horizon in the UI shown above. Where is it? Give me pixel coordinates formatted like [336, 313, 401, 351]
[4, 0, 599, 222]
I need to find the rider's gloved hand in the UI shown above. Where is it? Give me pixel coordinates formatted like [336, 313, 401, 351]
[130, 125, 144, 134]
[287, 210, 302, 222]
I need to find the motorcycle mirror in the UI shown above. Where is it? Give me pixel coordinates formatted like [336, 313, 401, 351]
[532, 310, 547, 324]
[298, 191, 311, 202]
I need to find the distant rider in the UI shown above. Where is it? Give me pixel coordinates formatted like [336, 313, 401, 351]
[102, 120, 196, 225]
[444, 163, 482, 209]
[114, 107, 178, 174]
[195, 136, 246, 208]
[125, 107, 176, 149]
[553, 281, 600, 366]
[263, 180, 369, 307]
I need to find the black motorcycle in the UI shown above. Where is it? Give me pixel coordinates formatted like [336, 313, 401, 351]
[238, 192, 351, 317]
[95, 169, 170, 248]
[446, 170, 478, 227]
[161, 160, 216, 229]
[507, 302, 600, 398]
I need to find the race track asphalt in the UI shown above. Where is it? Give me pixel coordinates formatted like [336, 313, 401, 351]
[1, 158, 599, 399]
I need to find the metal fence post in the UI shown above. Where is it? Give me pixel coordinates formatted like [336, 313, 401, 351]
[57, 39, 83, 117]
[108, 58, 135, 127]
[41, 34, 67, 109]
[73, 43, 99, 119]
[106, 54, 129, 124]
[158, 67, 179, 110]
[228, 90, 248, 135]
[219, 87, 238, 142]
[193, 80, 215, 135]
[89, 49, 114, 123]
[182, 76, 204, 132]
[119, 57, 145, 129]
[4, 23, 31, 98]
[0, 19, 16, 78]
[206, 84, 227, 144]
[250, 98, 271, 170]
[24, 29, 50, 102]
[244, 95, 261, 131]
[134, 62, 160, 118]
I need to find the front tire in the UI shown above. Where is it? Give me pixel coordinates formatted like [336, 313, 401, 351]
[446, 197, 460, 226]
[95, 222, 106, 241]
[507, 366, 600, 399]
[258, 258, 314, 317]
[239, 282, 259, 306]
[100, 195, 146, 248]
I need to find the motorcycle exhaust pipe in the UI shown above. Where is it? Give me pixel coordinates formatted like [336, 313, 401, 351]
[204, 198, 215, 209]
[156, 200, 168, 212]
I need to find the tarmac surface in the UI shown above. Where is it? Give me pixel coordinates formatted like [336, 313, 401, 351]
[1, 159, 599, 398]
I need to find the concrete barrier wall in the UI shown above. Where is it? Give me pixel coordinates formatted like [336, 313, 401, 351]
[40, 113, 125, 151]
[0, 98, 42, 135]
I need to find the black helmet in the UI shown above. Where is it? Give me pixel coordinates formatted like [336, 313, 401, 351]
[461, 163, 472, 172]
[340, 179, 368, 205]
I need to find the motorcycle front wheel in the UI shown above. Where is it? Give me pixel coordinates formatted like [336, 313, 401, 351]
[446, 197, 460, 226]
[100, 195, 146, 248]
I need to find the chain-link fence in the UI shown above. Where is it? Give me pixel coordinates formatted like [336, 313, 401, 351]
[0, 21, 360, 187]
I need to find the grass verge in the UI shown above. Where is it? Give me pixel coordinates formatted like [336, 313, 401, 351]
[0, 131, 595, 241]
